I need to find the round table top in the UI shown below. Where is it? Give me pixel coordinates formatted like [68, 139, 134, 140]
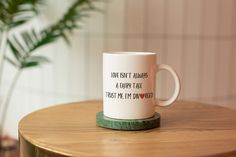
[19, 101, 236, 157]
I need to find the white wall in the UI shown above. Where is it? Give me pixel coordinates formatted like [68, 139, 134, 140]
[1, 0, 236, 138]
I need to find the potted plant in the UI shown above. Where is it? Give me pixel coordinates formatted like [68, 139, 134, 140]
[0, 0, 98, 154]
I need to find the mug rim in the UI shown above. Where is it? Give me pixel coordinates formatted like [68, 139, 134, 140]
[103, 51, 157, 55]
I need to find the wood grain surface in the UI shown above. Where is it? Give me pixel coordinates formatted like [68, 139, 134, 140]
[19, 101, 236, 157]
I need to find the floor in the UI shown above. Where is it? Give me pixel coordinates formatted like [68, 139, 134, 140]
[0, 151, 19, 157]
[0, 139, 19, 157]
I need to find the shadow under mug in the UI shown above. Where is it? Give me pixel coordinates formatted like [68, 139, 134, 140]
[103, 52, 181, 119]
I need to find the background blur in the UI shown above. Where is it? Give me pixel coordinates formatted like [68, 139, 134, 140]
[1, 0, 236, 137]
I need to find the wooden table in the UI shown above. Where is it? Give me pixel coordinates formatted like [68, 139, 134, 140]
[18, 101, 236, 157]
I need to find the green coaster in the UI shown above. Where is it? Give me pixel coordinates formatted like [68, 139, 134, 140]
[96, 111, 160, 131]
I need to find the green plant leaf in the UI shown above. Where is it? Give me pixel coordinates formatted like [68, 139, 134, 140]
[0, 0, 43, 30]
[7, 38, 21, 61]
[41, 0, 96, 46]
[21, 55, 49, 69]
[21, 61, 39, 68]
[4, 56, 18, 67]
[25, 55, 50, 63]
[6, 0, 99, 69]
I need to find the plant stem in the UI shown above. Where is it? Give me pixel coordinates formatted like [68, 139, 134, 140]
[0, 31, 8, 96]
[0, 69, 22, 136]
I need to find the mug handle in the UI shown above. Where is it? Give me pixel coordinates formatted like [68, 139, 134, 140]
[156, 64, 181, 106]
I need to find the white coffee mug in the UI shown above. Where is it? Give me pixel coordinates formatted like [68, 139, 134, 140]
[103, 52, 180, 119]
